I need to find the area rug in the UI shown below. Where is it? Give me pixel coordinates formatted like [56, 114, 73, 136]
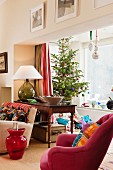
[99, 160, 113, 170]
[99, 139, 113, 170]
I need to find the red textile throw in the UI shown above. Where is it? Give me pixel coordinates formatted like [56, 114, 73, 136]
[2, 102, 31, 113]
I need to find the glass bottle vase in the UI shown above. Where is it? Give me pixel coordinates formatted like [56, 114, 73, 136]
[6, 128, 27, 160]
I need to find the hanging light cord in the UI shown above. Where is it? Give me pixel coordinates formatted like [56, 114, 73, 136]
[96, 30, 98, 46]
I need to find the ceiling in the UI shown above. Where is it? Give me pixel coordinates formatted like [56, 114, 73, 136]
[0, 0, 6, 5]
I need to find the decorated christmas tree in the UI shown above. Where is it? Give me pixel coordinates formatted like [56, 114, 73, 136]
[51, 37, 89, 102]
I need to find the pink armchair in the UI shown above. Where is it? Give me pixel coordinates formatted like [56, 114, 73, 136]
[40, 114, 113, 170]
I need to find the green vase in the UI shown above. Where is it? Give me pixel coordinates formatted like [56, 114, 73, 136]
[18, 79, 35, 101]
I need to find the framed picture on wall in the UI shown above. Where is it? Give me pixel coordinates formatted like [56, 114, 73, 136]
[94, 0, 113, 8]
[30, 3, 44, 32]
[0, 52, 8, 73]
[55, 0, 78, 23]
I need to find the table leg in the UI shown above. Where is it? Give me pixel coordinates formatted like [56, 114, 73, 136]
[70, 112, 74, 133]
[48, 114, 51, 148]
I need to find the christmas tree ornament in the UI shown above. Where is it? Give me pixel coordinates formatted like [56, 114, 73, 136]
[88, 31, 94, 51]
[92, 30, 99, 59]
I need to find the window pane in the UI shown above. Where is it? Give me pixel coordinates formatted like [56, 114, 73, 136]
[85, 44, 113, 104]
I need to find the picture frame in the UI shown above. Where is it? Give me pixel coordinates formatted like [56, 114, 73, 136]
[30, 3, 44, 32]
[55, 0, 78, 23]
[94, 0, 113, 9]
[0, 52, 8, 73]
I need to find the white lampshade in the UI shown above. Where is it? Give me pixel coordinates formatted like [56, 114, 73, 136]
[13, 65, 43, 80]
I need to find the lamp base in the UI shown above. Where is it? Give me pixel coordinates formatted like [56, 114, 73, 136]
[18, 79, 35, 101]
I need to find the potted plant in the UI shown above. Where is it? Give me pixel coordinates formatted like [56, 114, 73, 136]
[51, 37, 89, 103]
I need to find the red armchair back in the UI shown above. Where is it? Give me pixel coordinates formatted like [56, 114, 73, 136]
[40, 114, 113, 170]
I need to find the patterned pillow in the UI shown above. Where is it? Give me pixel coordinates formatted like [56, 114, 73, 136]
[1, 102, 33, 123]
[57, 118, 69, 125]
[12, 109, 27, 122]
[0, 106, 10, 120]
[82, 121, 94, 132]
[2, 102, 31, 113]
[76, 134, 88, 147]
[83, 123, 99, 138]
[0, 106, 28, 122]
[0, 112, 7, 120]
[72, 123, 99, 147]
[72, 131, 83, 147]
[82, 115, 92, 123]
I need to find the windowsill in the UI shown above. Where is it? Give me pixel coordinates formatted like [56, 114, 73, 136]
[77, 106, 113, 113]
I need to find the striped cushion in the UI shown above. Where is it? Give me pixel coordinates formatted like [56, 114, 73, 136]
[2, 102, 31, 113]
[0, 102, 33, 122]
[72, 123, 99, 147]
[76, 135, 88, 147]
[84, 123, 99, 138]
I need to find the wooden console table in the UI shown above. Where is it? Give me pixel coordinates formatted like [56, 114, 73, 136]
[15, 101, 76, 148]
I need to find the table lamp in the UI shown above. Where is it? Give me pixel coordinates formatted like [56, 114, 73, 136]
[13, 65, 43, 101]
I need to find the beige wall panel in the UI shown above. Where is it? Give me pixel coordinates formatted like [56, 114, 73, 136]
[14, 45, 35, 101]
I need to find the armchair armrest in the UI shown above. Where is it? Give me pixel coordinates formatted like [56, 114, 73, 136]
[56, 133, 77, 147]
[40, 145, 88, 170]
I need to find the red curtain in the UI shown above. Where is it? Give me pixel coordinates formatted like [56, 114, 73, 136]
[48, 46, 53, 96]
[35, 45, 42, 96]
[35, 43, 52, 96]
[41, 43, 53, 96]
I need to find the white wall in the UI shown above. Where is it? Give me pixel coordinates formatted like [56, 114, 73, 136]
[0, 0, 113, 104]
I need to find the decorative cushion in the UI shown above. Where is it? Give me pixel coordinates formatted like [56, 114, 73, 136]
[82, 121, 94, 132]
[2, 102, 31, 113]
[0, 103, 29, 122]
[72, 122, 99, 147]
[57, 118, 69, 125]
[82, 122, 90, 132]
[75, 115, 92, 129]
[76, 134, 88, 147]
[83, 123, 99, 138]
[82, 115, 92, 123]
[12, 109, 28, 122]
[72, 131, 83, 147]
